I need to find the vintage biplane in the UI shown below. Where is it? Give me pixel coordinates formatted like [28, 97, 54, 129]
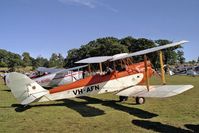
[29, 65, 87, 88]
[6, 40, 193, 106]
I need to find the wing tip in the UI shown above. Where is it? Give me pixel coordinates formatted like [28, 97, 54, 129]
[180, 40, 189, 43]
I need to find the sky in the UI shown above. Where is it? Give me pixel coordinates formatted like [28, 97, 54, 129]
[0, 0, 199, 61]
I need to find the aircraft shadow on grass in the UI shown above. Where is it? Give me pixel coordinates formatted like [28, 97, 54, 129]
[1, 89, 11, 92]
[184, 124, 199, 133]
[12, 101, 105, 117]
[132, 120, 199, 133]
[78, 96, 158, 119]
[11, 96, 158, 119]
[62, 99, 105, 117]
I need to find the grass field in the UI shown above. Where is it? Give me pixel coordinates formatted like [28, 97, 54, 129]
[0, 75, 199, 133]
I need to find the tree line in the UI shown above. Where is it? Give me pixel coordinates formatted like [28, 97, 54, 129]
[0, 36, 190, 70]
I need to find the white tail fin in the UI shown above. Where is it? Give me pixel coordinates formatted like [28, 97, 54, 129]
[6, 72, 48, 105]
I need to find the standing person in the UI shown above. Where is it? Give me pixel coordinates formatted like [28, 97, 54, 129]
[3, 72, 8, 85]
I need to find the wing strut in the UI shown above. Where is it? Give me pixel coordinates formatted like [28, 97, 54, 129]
[88, 64, 91, 74]
[144, 54, 150, 91]
[159, 51, 166, 85]
[99, 63, 103, 73]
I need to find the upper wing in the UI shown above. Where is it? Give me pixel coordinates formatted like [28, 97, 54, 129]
[110, 40, 188, 61]
[75, 54, 128, 64]
[75, 40, 188, 63]
[75, 56, 112, 64]
[116, 85, 193, 98]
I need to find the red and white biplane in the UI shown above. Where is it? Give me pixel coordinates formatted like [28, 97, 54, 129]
[6, 40, 193, 106]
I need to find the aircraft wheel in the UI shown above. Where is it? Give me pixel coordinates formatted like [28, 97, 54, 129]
[119, 96, 128, 102]
[136, 97, 145, 104]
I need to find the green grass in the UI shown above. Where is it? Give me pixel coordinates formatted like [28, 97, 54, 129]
[0, 67, 32, 73]
[0, 76, 199, 133]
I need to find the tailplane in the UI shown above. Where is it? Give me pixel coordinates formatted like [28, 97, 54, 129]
[6, 72, 48, 105]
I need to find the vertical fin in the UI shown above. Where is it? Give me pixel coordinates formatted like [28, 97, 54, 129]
[6, 72, 48, 105]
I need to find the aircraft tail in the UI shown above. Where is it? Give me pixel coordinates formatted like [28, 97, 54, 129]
[6, 72, 48, 105]
[169, 70, 175, 76]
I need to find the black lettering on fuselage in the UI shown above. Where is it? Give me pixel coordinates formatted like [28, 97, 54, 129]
[95, 85, 100, 90]
[73, 90, 78, 95]
[78, 89, 83, 94]
[73, 85, 100, 95]
[87, 85, 100, 92]
[73, 89, 83, 95]
[86, 86, 93, 92]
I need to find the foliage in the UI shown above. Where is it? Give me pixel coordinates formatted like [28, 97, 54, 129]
[0, 36, 186, 69]
[49, 53, 64, 68]
[22, 52, 33, 67]
[65, 37, 182, 68]
[155, 40, 179, 67]
[0, 49, 23, 68]
[177, 50, 185, 64]
[32, 56, 49, 69]
[65, 37, 129, 67]
[188, 60, 197, 65]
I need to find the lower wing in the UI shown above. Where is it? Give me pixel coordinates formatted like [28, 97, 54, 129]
[116, 85, 193, 98]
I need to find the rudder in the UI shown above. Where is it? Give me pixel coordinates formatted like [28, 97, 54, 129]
[6, 72, 48, 105]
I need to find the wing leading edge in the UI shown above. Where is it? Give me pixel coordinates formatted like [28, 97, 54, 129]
[111, 40, 188, 61]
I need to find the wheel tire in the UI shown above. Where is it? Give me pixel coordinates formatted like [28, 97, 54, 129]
[119, 96, 128, 102]
[135, 97, 145, 104]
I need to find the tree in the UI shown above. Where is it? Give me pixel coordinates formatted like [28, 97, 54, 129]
[128, 38, 157, 66]
[65, 49, 79, 68]
[177, 50, 185, 64]
[120, 36, 137, 49]
[155, 40, 179, 66]
[65, 37, 129, 67]
[22, 52, 32, 67]
[8, 53, 23, 68]
[0, 49, 8, 67]
[32, 56, 49, 68]
[49, 53, 64, 68]
[0, 49, 23, 68]
[188, 60, 196, 65]
[57, 53, 65, 67]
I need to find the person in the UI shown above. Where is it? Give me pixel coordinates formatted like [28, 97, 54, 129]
[106, 66, 113, 75]
[3, 72, 8, 85]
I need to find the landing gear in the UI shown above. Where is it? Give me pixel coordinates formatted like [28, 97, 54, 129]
[135, 97, 145, 104]
[15, 104, 31, 112]
[119, 96, 128, 102]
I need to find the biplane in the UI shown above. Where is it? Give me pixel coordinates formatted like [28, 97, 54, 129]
[6, 40, 193, 106]
[29, 65, 87, 88]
